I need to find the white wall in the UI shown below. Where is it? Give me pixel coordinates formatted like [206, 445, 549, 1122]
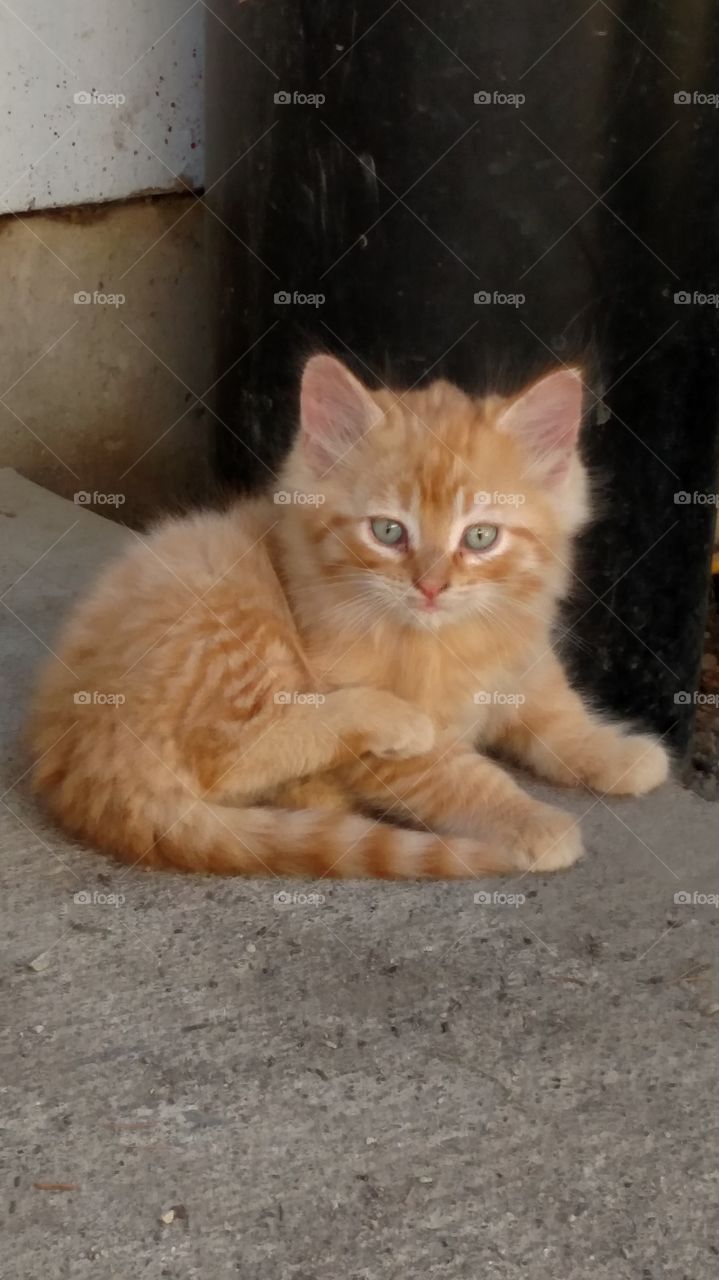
[1, 0, 204, 213]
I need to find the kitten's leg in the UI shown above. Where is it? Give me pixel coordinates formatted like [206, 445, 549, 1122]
[494, 655, 670, 795]
[195, 686, 436, 802]
[273, 774, 351, 812]
[342, 745, 582, 872]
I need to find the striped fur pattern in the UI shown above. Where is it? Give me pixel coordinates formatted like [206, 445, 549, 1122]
[29, 356, 669, 879]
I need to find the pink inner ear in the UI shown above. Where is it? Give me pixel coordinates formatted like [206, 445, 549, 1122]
[300, 354, 381, 470]
[497, 368, 584, 483]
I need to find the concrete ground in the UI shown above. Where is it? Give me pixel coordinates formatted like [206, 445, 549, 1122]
[2, 468, 718, 1280]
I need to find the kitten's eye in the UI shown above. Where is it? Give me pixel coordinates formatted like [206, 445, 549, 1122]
[463, 523, 499, 551]
[370, 517, 407, 547]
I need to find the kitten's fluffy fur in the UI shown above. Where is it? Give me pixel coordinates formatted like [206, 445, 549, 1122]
[29, 356, 669, 879]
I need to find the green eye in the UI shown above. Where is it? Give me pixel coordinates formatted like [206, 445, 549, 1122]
[370, 518, 407, 547]
[463, 523, 499, 551]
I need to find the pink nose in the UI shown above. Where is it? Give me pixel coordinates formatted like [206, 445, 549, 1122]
[416, 580, 448, 603]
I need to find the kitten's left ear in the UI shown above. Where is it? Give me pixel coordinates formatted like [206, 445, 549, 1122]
[496, 367, 584, 484]
[300, 354, 383, 472]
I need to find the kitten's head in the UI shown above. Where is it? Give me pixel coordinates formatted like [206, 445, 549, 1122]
[279, 354, 589, 633]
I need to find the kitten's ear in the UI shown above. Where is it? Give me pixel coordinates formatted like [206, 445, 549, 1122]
[496, 367, 584, 484]
[300, 355, 383, 471]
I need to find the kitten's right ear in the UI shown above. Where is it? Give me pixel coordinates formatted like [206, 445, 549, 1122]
[300, 355, 383, 471]
[496, 367, 584, 485]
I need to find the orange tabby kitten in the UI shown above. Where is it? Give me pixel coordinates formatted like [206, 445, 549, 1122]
[29, 355, 669, 879]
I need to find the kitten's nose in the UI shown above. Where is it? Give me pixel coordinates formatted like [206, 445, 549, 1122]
[416, 579, 449, 603]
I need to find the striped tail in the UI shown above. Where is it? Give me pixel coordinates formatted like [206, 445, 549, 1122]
[111, 799, 527, 879]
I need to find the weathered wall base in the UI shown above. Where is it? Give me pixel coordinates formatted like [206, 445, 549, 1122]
[0, 195, 212, 526]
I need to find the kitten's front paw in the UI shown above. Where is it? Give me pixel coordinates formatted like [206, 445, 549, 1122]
[339, 688, 436, 759]
[583, 734, 670, 796]
[508, 802, 583, 873]
[367, 703, 436, 759]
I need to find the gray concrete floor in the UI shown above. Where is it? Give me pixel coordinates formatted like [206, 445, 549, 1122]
[2, 469, 718, 1280]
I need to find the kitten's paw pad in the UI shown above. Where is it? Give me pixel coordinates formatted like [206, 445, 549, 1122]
[588, 735, 670, 796]
[511, 803, 583, 873]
